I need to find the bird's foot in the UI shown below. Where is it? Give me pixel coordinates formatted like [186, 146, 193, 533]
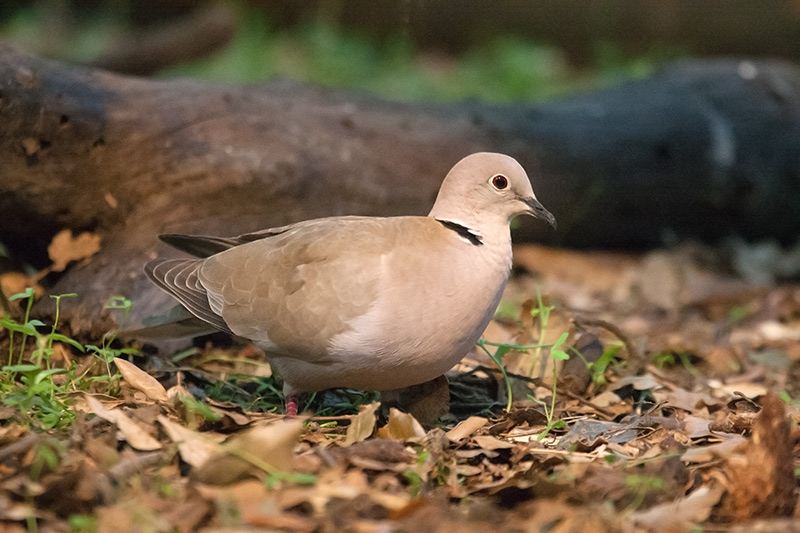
[285, 395, 299, 417]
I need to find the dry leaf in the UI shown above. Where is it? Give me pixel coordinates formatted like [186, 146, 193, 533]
[445, 416, 488, 443]
[472, 435, 515, 450]
[114, 358, 168, 402]
[192, 419, 304, 485]
[104, 192, 119, 209]
[48, 229, 101, 271]
[628, 485, 724, 530]
[591, 390, 622, 407]
[277, 469, 411, 517]
[158, 415, 221, 467]
[343, 402, 379, 446]
[610, 374, 661, 392]
[711, 381, 769, 399]
[681, 435, 746, 464]
[375, 408, 425, 441]
[1, 272, 44, 300]
[196, 480, 316, 530]
[85, 395, 162, 451]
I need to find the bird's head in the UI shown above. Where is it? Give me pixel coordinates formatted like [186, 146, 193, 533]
[429, 152, 556, 231]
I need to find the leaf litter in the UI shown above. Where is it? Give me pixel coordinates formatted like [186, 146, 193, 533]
[1, 240, 799, 531]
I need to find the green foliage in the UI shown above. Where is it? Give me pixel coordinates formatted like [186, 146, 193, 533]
[68, 514, 97, 533]
[204, 372, 380, 416]
[476, 340, 514, 412]
[779, 390, 800, 408]
[204, 374, 284, 413]
[530, 331, 569, 441]
[163, 15, 579, 103]
[402, 449, 428, 497]
[653, 350, 700, 376]
[1, 290, 81, 429]
[479, 287, 571, 438]
[30, 438, 65, 481]
[2, 364, 74, 429]
[309, 388, 381, 416]
[0, 292, 134, 430]
[178, 394, 222, 423]
[653, 351, 675, 369]
[570, 343, 623, 387]
[624, 473, 666, 511]
[728, 304, 752, 324]
[1, 4, 674, 104]
[529, 289, 556, 378]
[85, 296, 138, 377]
[1, 287, 37, 366]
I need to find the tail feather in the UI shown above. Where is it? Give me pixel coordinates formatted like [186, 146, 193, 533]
[144, 259, 233, 334]
[158, 234, 240, 258]
[158, 228, 286, 258]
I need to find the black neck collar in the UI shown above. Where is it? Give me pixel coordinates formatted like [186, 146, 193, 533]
[436, 219, 483, 246]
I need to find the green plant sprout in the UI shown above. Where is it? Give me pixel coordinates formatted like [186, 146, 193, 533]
[478, 288, 572, 434]
[779, 391, 800, 408]
[31, 293, 85, 368]
[24, 439, 64, 533]
[68, 515, 97, 533]
[179, 395, 223, 425]
[477, 339, 514, 412]
[478, 338, 559, 412]
[402, 448, 430, 497]
[568, 342, 623, 387]
[624, 474, 666, 511]
[1, 291, 85, 429]
[529, 288, 556, 379]
[653, 350, 700, 377]
[0, 291, 138, 429]
[1, 287, 40, 366]
[86, 296, 139, 376]
[529, 331, 570, 440]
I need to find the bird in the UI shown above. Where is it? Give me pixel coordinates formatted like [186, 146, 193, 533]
[145, 152, 555, 415]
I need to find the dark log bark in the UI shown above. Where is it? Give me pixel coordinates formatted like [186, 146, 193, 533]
[1, 43, 799, 332]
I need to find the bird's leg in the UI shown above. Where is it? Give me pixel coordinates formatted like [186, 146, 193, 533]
[285, 394, 299, 417]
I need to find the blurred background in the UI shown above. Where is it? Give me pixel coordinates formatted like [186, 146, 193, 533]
[2, 0, 799, 103]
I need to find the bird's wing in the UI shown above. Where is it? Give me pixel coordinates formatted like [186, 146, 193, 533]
[158, 217, 372, 258]
[144, 258, 234, 334]
[197, 217, 438, 359]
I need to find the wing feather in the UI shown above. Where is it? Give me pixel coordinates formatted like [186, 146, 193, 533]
[144, 259, 233, 334]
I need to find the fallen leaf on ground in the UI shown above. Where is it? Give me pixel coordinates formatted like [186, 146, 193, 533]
[376, 408, 426, 441]
[192, 418, 305, 485]
[627, 485, 724, 530]
[445, 416, 488, 443]
[472, 435, 515, 450]
[343, 402, 379, 446]
[47, 229, 101, 271]
[158, 415, 221, 467]
[85, 395, 162, 451]
[114, 357, 168, 402]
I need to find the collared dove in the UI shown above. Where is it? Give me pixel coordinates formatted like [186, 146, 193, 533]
[145, 152, 555, 415]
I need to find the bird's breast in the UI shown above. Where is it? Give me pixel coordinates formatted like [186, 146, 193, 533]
[316, 238, 512, 390]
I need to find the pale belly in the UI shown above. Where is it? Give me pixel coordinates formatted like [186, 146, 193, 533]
[270, 266, 508, 394]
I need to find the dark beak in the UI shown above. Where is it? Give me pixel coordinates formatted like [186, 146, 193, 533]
[524, 197, 557, 229]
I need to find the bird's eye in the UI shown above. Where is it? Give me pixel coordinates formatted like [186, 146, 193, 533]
[491, 175, 508, 190]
